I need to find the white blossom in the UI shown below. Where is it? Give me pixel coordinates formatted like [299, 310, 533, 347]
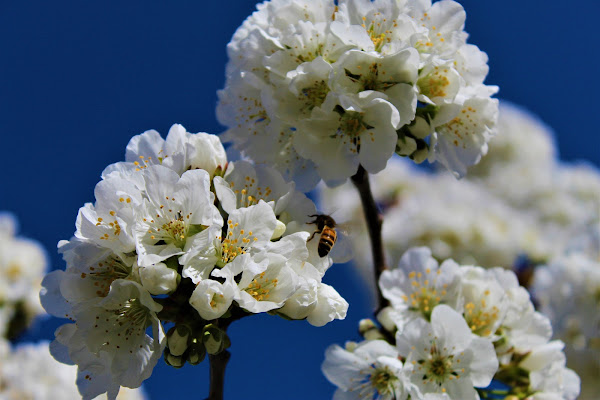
[189, 279, 235, 320]
[102, 124, 227, 179]
[0, 212, 47, 338]
[0, 340, 147, 400]
[322, 340, 413, 400]
[41, 123, 349, 396]
[396, 305, 498, 399]
[43, 275, 165, 398]
[532, 252, 600, 351]
[219, 0, 497, 188]
[519, 341, 580, 400]
[379, 247, 461, 329]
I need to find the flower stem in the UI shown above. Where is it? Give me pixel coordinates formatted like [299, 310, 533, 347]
[205, 308, 248, 400]
[350, 164, 388, 312]
[207, 350, 231, 400]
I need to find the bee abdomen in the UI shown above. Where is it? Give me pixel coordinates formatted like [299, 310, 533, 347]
[318, 229, 337, 257]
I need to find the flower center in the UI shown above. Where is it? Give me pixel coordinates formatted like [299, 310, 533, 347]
[361, 15, 392, 52]
[163, 217, 187, 243]
[210, 293, 225, 309]
[216, 220, 258, 267]
[5, 262, 22, 280]
[369, 366, 397, 395]
[86, 255, 131, 297]
[429, 356, 450, 377]
[339, 112, 367, 137]
[144, 196, 196, 248]
[229, 180, 274, 208]
[402, 269, 447, 320]
[94, 297, 152, 350]
[300, 80, 329, 113]
[244, 272, 278, 301]
[418, 67, 451, 99]
[96, 211, 123, 241]
[464, 291, 500, 337]
[293, 43, 325, 64]
[415, 344, 464, 387]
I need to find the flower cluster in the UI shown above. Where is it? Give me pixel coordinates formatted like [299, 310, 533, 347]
[323, 247, 580, 400]
[40, 124, 348, 399]
[218, 0, 498, 189]
[467, 103, 600, 244]
[531, 249, 600, 399]
[319, 102, 600, 289]
[0, 339, 146, 400]
[0, 212, 47, 340]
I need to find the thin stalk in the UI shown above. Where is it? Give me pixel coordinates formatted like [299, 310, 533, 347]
[207, 350, 231, 400]
[350, 164, 388, 312]
[205, 307, 248, 400]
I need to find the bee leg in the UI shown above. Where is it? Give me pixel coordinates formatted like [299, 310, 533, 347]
[307, 229, 321, 242]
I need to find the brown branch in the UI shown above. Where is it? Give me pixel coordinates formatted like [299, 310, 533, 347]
[205, 307, 248, 400]
[207, 350, 231, 400]
[351, 164, 388, 312]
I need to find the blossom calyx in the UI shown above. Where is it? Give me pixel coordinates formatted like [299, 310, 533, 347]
[202, 324, 230, 355]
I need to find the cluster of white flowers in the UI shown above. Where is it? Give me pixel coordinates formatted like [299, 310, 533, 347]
[533, 252, 600, 352]
[320, 102, 600, 290]
[531, 249, 600, 400]
[323, 247, 580, 400]
[40, 124, 348, 399]
[0, 339, 146, 400]
[467, 103, 600, 254]
[218, 0, 498, 189]
[0, 212, 47, 340]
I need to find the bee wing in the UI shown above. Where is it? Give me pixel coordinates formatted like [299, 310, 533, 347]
[328, 230, 354, 263]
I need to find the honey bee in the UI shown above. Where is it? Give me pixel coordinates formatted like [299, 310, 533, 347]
[307, 214, 337, 257]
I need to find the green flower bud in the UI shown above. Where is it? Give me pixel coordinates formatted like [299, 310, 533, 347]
[271, 220, 286, 240]
[376, 307, 397, 333]
[407, 115, 431, 139]
[163, 348, 185, 368]
[168, 325, 191, 357]
[344, 341, 358, 352]
[411, 147, 429, 164]
[187, 341, 207, 365]
[358, 318, 376, 335]
[202, 324, 231, 355]
[359, 318, 385, 341]
[203, 324, 226, 355]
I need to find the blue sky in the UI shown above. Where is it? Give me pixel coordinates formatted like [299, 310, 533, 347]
[1, 1, 598, 398]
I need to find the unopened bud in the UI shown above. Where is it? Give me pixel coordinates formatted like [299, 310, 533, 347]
[407, 116, 431, 139]
[359, 318, 385, 341]
[203, 325, 225, 355]
[344, 341, 358, 352]
[411, 147, 429, 164]
[358, 319, 376, 335]
[396, 136, 417, 156]
[271, 220, 286, 240]
[214, 164, 226, 178]
[167, 325, 190, 357]
[364, 329, 386, 341]
[163, 348, 185, 368]
[376, 307, 397, 333]
[186, 341, 207, 365]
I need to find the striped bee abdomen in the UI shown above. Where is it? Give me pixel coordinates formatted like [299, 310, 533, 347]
[318, 227, 337, 257]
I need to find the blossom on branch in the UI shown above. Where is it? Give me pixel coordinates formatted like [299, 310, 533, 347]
[218, 0, 498, 189]
[40, 124, 348, 399]
[322, 247, 580, 400]
[0, 213, 47, 340]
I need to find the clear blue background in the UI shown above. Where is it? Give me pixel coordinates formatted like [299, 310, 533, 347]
[0, 1, 598, 399]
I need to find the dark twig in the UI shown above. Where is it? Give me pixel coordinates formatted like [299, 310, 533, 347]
[207, 350, 231, 400]
[351, 164, 388, 313]
[205, 307, 248, 400]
